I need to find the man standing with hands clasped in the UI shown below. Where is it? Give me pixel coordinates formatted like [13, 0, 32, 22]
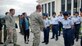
[4, 9, 20, 46]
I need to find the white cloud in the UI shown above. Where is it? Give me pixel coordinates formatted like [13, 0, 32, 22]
[0, 0, 38, 16]
[17, 0, 37, 4]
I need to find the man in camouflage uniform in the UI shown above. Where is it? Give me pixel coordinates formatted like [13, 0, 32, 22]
[30, 5, 44, 46]
[4, 9, 20, 46]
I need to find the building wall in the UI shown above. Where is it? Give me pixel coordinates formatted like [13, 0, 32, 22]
[39, 0, 58, 16]
[55, 0, 61, 16]
[37, 0, 82, 16]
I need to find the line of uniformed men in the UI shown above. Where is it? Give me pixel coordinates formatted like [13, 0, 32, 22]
[41, 9, 82, 46]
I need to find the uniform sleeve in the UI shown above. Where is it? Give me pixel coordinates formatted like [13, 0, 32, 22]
[57, 16, 60, 22]
[70, 19, 75, 29]
[5, 16, 11, 29]
[37, 15, 44, 26]
[50, 19, 52, 24]
[70, 19, 74, 25]
[56, 17, 60, 22]
[58, 18, 63, 23]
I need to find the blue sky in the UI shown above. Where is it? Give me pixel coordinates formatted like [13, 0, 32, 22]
[0, 0, 38, 16]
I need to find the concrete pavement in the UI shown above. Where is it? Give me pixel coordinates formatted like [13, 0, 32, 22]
[0, 29, 80, 46]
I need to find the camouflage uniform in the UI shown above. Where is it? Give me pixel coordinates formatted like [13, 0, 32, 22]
[30, 11, 44, 46]
[4, 14, 19, 46]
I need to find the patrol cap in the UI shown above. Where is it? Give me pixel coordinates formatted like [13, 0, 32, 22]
[63, 11, 69, 16]
[80, 8, 82, 12]
[42, 13, 48, 17]
[74, 12, 79, 14]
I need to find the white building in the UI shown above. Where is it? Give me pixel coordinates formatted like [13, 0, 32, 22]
[37, 0, 82, 16]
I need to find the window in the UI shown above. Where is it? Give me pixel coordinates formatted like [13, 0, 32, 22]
[45, 4, 47, 13]
[67, 0, 71, 14]
[42, 5, 44, 13]
[52, 1, 55, 14]
[74, 0, 77, 12]
[61, 0, 65, 12]
[48, 3, 50, 16]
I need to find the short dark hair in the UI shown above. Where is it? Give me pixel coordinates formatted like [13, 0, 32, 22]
[22, 12, 26, 15]
[42, 13, 48, 17]
[5, 12, 9, 15]
[63, 11, 68, 16]
[9, 9, 15, 12]
[74, 12, 79, 14]
[36, 5, 41, 9]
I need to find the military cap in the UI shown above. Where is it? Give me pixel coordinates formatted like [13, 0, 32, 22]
[42, 13, 48, 17]
[74, 12, 79, 14]
[63, 11, 69, 16]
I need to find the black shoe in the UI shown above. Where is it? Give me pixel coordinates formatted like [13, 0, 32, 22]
[28, 39, 29, 42]
[27, 39, 29, 42]
[9, 42, 13, 44]
[71, 43, 74, 46]
[45, 42, 48, 45]
[26, 42, 28, 44]
[51, 37, 54, 39]
[42, 41, 45, 43]
[25, 41, 29, 44]
[0, 42, 3, 44]
[56, 38, 58, 41]
[58, 34, 60, 36]
[24, 41, 26, 44]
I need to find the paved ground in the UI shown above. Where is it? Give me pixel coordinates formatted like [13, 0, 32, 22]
[0, 29, 81, 46]
[0, 20, 81, 46]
